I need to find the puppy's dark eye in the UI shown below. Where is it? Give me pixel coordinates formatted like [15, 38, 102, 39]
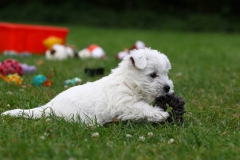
[150, 72, 158, 78]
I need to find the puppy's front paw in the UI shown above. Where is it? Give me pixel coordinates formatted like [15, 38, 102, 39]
[146, 109, 169, 122]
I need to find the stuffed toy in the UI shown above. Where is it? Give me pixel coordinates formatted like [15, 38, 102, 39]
[45, 44, 76, 60]
[78, 44, 105, 59]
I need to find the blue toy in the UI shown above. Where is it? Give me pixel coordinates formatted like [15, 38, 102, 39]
[33, 74, 47, 86]
[64, 77, 81, 87]
[32, 70, 54, 86]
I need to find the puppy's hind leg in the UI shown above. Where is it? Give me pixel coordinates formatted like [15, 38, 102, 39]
[2, 106, 51, 119]
[117, 102, 169, 123]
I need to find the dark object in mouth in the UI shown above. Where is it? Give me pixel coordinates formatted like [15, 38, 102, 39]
[154, 93, 185, 124]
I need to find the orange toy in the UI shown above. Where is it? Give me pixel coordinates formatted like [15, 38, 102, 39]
[0, 73, 23, 85]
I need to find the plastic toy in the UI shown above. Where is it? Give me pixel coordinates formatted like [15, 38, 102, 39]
[78, 44, 105, 59]
[33, 70, 54, 86]
[5, 74, 23, 85]
[43, 36, 63, 49]
[20, 63, 36, 74]
[0, 59, 23, 76]
[154, 93, 185, 123]
[64, 77, 82, 87]
[33, 74, 47, 86]
[0, 22, 68, 54]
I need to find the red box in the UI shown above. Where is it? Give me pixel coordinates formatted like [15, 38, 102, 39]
[0, 22, 69, 54]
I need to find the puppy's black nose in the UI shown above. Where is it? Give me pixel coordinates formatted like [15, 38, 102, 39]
[164, 85, 170, 93]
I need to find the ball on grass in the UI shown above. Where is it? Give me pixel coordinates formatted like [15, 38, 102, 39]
[0, 59, 23, 76]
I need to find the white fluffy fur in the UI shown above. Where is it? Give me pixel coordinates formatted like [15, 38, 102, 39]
[2, 48, 174, 125]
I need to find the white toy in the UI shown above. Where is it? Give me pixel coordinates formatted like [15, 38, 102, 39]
[78, 44, 105, 59]
[45, 44, 75, 60]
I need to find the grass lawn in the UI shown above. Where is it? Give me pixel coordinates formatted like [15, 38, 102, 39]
[0, 25, 239, 160]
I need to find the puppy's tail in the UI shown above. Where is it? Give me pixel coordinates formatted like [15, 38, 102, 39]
[2, 105, 51, 119]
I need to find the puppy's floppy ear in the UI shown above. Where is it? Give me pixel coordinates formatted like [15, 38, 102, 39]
[129, 54, 147, 69]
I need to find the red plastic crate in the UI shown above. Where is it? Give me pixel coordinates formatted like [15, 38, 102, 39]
[0, 22, 69, 54]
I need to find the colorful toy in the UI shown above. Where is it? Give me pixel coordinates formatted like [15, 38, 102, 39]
[43, 36, 63, 49]
[78, 44, 105, 59]
[115, 40, 146, 60]
[64, 77, 82, 87]
[0, 59, 23, 76]
[33, 74, 47, 86]
[32, 70, 54, 86]
[6, 74, 23, 85]
[0, 73, 23, 85]
[20, 63, 36, 74]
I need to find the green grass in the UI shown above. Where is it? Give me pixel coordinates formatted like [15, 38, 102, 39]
[0, 25, 240, 160]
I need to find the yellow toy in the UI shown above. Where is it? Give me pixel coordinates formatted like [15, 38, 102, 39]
[43, 36, 63, 49]
[5, 74, 23, 85]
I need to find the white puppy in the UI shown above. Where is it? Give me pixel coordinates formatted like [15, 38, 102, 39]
[2, 48, 174, 125]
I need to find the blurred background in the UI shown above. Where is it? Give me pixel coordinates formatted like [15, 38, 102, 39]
[1, 0, 240, 32]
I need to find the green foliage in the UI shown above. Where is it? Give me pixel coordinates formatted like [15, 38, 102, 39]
[0, 26, 240, 159]
[1, 1, 240, 32]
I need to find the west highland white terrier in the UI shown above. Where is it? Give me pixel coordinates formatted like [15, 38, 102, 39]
[2, 48, 174, 125]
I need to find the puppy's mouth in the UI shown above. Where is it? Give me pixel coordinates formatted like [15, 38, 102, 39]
[156, 88, 174, 98]
[157, 85, 174, 97]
